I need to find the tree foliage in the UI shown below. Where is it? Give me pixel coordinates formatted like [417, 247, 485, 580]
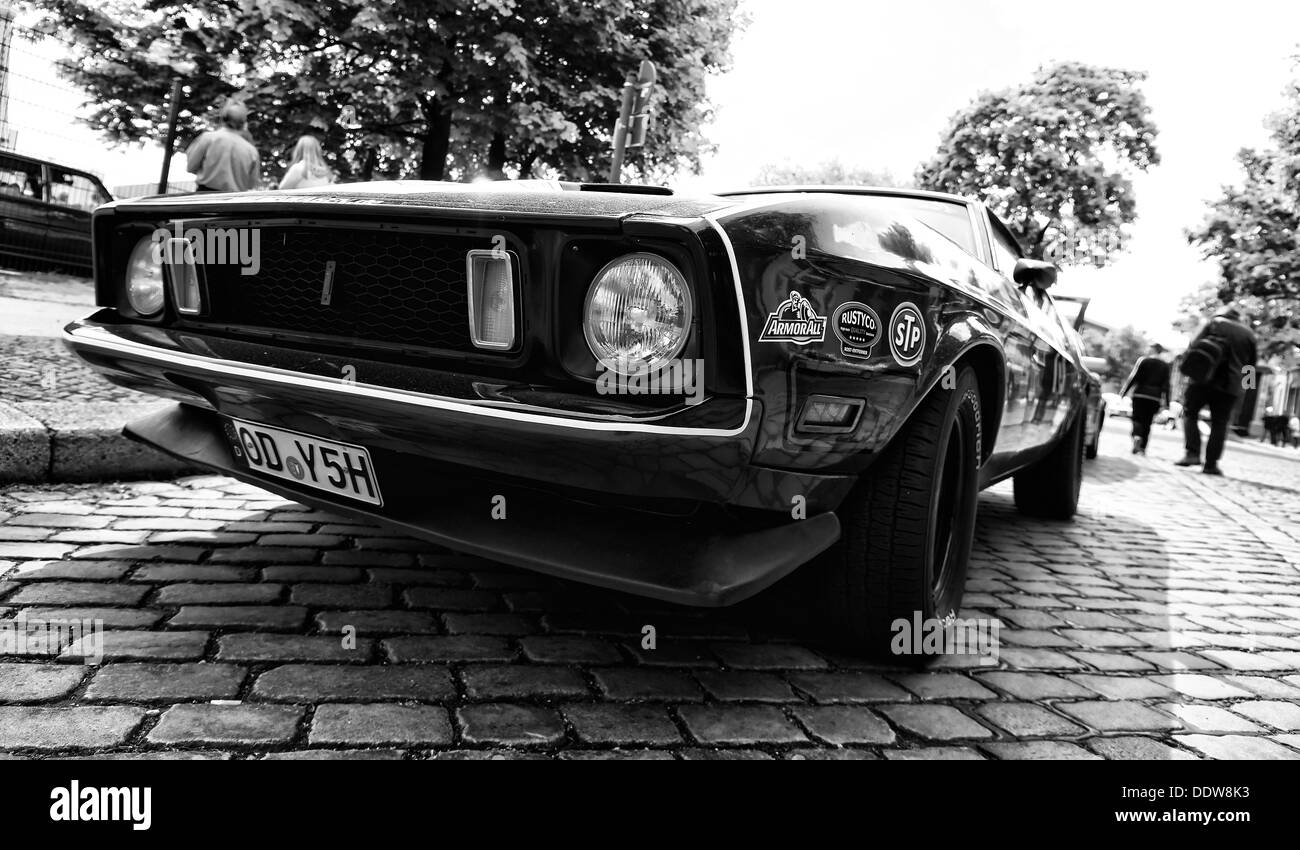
[26, 0, 742, 183]
[917, 62, 1160, 264]
[1186, 79, 1300, 358]
[1081, 324, 1152, 381]
[752, 157, 898, 187]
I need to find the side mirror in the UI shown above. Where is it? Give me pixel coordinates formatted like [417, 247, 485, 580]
[1013, 258, 1058, 290]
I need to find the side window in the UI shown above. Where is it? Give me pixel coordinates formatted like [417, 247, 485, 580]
[988, 220, 1021, 277]
[47, 167, 110, 212]
[981, 217, 1027, 312]
[1009, 268, 1068, 351]
[0, 155, 43, 199]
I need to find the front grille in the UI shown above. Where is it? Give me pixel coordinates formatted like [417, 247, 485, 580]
[198, 227, 496, 353]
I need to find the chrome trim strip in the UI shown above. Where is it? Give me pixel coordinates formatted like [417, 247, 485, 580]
[966, 203, 990, 265]
[65, 323, 753, 437]
[701, 209, 759, 408]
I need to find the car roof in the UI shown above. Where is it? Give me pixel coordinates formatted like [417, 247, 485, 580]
[0, 149, 102, 180]
[715, 185, 976, 206]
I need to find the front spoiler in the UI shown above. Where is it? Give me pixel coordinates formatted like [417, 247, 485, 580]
[126, 403, 843, 607]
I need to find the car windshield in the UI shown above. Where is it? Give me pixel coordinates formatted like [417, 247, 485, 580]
[732, 191, 978, 256]
[860, 195, 976, 255]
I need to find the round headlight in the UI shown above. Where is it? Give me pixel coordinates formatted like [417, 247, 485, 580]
[126, 234, 165, 316]
[583, 253, 693, 375]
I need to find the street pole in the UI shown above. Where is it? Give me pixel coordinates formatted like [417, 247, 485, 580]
[608, 59, 656, 184]
[607, 81, 636, 184]
[158, 78, 183, 195]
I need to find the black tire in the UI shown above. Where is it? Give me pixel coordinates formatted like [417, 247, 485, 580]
[1084, 414, 1100, 460]
[1013, 408, 1084, 519]
[813, 366, 982, 658]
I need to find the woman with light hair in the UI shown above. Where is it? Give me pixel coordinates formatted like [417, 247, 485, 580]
[278, 135, 334, 190]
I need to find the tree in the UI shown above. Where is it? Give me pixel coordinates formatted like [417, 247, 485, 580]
[916, 62, 1160, 265]
[1186, 79, 1300, 358]
[1082, 325, 1151, 380]
[753, 157, 898, 187]
[1172, 280, 1222, 339]
[26, 0, 742, 183]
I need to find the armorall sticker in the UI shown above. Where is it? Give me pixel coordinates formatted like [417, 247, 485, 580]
[759, 291, 827, 345]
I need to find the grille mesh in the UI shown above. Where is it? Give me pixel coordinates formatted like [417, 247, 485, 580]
[200, 227, 493, 352]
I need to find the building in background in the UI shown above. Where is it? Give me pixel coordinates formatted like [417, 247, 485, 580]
[1257, 354, 1300, 438]
[0, 4, 17, 150]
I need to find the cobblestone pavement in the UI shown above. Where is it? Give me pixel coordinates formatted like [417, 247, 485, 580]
[1, 439, 1299, 760]
[1108, 416, 1300, 494]
[0, 335, 146, 405]
[1, 270, 145, 406]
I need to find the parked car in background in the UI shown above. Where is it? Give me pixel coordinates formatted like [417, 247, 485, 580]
[1103, 392, 1132, 418]
[0, 150, 112, 276]
[65, 181, 1094, 656]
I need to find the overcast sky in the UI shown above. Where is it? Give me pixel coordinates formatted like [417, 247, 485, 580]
[10, 0, 1300, 343]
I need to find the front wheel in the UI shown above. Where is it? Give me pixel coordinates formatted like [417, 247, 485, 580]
[1013, 408, 1084, 519]
[813, 366, 983, 658]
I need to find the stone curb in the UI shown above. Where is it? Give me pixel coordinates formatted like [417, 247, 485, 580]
[0, 399, 203, 484]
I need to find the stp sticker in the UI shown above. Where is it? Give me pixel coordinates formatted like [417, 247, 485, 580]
[889, 302, 926, 367]
[832, 302, 882, 360]
[759, 291, 827, 345]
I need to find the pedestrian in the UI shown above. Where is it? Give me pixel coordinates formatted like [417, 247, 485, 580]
[1120, 342, 1171, 455]
[185, 102, 261, 193]
[1175, 307, 1258, 476]
[278, 135, 334, 190]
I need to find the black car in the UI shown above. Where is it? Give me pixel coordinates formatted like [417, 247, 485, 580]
[0, 150, 113, 275]
[64, 181, 1093, 655]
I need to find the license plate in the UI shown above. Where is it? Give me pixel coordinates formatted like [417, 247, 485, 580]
[226, 419, 383, 506]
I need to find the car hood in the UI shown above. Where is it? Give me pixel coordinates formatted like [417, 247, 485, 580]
[104, 180, 735, 222]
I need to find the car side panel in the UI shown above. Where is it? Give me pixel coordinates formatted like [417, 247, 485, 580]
[715, 196, 1075, 480]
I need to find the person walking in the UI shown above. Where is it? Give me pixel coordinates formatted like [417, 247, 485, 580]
[1120, 342, 1171, 455]
[1175, 307, 1258, 476]
[278, 136, 334, 190]
[185, 102, 261, 193]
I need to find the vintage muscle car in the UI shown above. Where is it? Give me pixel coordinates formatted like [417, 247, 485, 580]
[64, 181, 1092, 655]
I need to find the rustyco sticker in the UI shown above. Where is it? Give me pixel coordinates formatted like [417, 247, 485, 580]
[759, 291, 827, 345]
[831, 301, 882, 360]
[888, 302, 926, 367]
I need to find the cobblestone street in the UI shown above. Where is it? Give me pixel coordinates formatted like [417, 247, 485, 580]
[2, 427, 1299, 760]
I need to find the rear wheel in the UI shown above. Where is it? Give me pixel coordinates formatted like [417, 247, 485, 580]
[1084, 404, 1101, 459]
[1013, 409, 1084, 519]
[813, 367, 982, 658]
